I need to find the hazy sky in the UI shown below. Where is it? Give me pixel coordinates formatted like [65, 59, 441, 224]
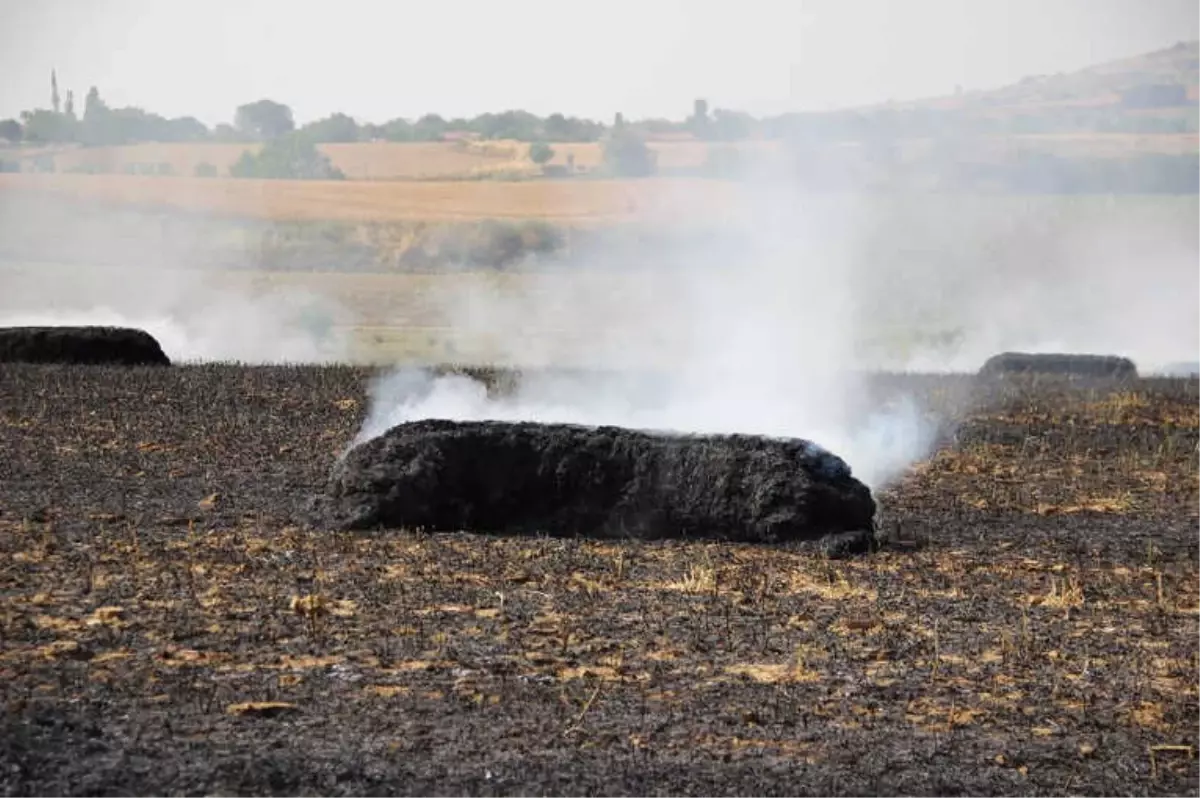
[2, 0, 1197, 126]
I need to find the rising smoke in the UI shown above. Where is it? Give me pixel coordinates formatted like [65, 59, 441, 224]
[354, 180, 946, 491]
[2, 156, 1195, 493]
[354, 182, 1198, 492]
[0, 192, 352, 364]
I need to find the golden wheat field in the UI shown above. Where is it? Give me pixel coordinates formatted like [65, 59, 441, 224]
[0, 173, 741, 223]
[38, 141, 538, 180]
[24, 140, 782, 181]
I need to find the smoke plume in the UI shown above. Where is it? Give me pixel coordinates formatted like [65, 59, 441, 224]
[0, 193, 351, 364]
[354, 181, 945, 491]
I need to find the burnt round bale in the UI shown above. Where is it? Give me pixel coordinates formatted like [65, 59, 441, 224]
[328, 419, 878, 555]
[0, 326, 171, 366]
[978, 352, 1137, 380]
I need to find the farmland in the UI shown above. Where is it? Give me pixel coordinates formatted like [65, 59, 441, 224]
[10, 139, 794, 180]
[7, 132, 1197, 183]
[0, 172, 735, 224]
[0, 186, 1196, 798]
[1, 187, 1195, 371]
[2, 21, 1199, 797]
[0, 364, 1196, 795]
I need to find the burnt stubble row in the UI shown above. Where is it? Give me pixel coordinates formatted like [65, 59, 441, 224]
[0, 363, 1196, 796]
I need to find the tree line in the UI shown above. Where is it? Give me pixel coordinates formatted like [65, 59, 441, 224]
[1, 69, 1195, 191]
[0, 79, 612, 147]
[6, 67, 1196, 152]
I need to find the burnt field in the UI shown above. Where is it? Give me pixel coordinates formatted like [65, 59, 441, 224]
[0, 363, 1197, 796]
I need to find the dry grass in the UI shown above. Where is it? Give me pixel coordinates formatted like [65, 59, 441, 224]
[325, 141, 529, 179]
[24, 134, 1194, 184]
[0, 173, 736, 224]
[38, 141, 539, 180]
[30, 140, 782, 179]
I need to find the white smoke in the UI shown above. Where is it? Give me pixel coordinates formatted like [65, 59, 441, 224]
[354, 182, 943, 491]
[0, 290, 350, 365]
[354, 186, 1197, 492]
[0, 193, 353, 364]
[354, 365, 938, 491]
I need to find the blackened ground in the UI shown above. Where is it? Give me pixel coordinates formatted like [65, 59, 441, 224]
[0, 364, 1196, 797]
[0, 326, 171, 366]
[328, 419, 876, 550]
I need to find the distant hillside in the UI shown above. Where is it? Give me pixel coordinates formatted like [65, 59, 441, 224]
[876, 41, 1199, 122]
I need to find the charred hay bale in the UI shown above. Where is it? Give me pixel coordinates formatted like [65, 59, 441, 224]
[327, 419, 877, 555]
[0, 326, 171, 366]
[979, 352, 1137, 380]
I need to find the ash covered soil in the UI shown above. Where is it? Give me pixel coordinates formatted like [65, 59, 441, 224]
[0, 364, 1196, 796]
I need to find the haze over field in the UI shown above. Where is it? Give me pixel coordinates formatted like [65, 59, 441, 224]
[5, 8, 1200, 795]
[1, 0, 1197, 488]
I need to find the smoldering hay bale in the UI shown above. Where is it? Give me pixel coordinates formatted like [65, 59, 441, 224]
[978, 351, 1137, 380]
[0, 326, 171, 366]
[327, 419, 878, 555]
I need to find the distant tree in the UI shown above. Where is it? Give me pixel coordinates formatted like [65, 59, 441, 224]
[614, 112, 625, 130]
[0, 118, 21, 143]
[412, 113, 448, 141]
[229, 133, 345, 180]
[689, 98, 710, 137]
[64, 89, 75, 120]
[19, 109, 76, 143]
[544, 113, 570, 139]
[212, 123, 243, 142]
[51, 70, 60, 113]
[528, 141, 555, 165]
[708, 109, 755, 141]
[602, 128, 656, 177]
[470, 109, 542, 140]
[543, 112, 604, 142]
[358, 122, 385, 141]
[234, 99, 295, 140]
[80, 99, 184, 146]
[380, 117, 414, 141]
[194, 161, 219, 177]
[164, 116, 210, 142]
[298, 112, 359, 143]
[81, 86, 111, 145]
[83, 87, 103, 119]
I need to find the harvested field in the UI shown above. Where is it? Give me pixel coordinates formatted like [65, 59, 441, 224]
[36, 142, 540, 181]
[0, 173, 735, 224]
[0, 364, 1197, 795]
[21, 140, 783, 180]
[14, 134, 1195, 181]
[0, 326, 171, 366]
